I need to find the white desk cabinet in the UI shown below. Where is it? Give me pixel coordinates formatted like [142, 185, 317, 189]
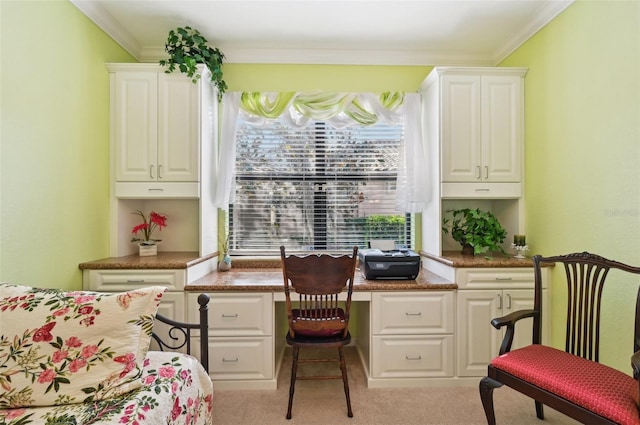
[455, 268, 549, 377]
[108, 64, 202, 198]
[421, 67, 527, 198]
[187, 292, 276, 390]
[369, 291, 455, 383]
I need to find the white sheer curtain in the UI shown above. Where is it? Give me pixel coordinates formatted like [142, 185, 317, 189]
[213, 92, 240, 207]
[213, 91, 428, 212]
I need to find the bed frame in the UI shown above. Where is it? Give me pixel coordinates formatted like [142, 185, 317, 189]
[152, 293, 210, 371]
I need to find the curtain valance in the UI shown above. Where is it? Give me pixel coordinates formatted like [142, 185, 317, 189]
[239, 91, 405, 128]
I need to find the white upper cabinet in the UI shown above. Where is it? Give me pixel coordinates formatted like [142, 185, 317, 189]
[421, 67, 527, 198]
[109, 64, 202, 198]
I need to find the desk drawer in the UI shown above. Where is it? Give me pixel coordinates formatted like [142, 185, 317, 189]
[208, 293, 273, 336]
[455, 268, 535, 290]
[85, 269, 185, 291]
[372, 335, 454, 378]
[209, 337, 273, 380]
[372, 292, 454, 335]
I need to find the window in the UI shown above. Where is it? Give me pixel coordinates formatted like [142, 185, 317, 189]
[230, 117, 412, 254]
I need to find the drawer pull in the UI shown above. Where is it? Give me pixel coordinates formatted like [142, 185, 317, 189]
[222, 357, 239, 363]
[127, 279, 145, 283]
[405, 355, 422, 361]
[495, 277, 513, 281]
[222, 314, 239, 318]
[405, 312, 422, 316]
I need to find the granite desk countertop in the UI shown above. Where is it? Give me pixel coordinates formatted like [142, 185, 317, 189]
[185, 267, 456, 292]
[78, 250, 540, 292]
[78, 252, 217, 270]
[422, 250, 537, 268]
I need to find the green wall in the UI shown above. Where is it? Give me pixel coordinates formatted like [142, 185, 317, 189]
[223, 63, 430, 92]
[500, 0, 640, 371]
[0, 1, 135, 289]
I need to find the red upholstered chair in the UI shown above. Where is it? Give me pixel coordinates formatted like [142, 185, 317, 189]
[480, 252, 640, 425]
[280, 246, 358, 420]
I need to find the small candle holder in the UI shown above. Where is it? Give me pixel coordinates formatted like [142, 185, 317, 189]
[511, 243, 529, 259]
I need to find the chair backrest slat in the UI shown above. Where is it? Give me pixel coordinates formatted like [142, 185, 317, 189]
[281, 246, 358, 338]
[534, 252, 640, 363]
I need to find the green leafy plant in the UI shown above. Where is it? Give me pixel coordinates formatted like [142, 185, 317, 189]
[159, 26, 227, 101]
[441, 208, 507, 255]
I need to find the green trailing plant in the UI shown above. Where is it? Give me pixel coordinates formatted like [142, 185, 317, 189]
[159, 26, 227, 101]
[442, 208, 507, 255]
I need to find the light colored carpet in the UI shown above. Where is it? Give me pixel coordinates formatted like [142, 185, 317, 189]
[211, 347, 580, 425]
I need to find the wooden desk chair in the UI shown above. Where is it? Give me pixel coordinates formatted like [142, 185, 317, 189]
[480, 252, 640, 425]
[280, 246, 358, 420]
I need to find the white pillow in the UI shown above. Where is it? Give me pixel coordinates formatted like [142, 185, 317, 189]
[0, 283, 166, 408]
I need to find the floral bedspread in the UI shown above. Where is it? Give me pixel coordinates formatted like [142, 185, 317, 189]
[0, 351, 213, 425]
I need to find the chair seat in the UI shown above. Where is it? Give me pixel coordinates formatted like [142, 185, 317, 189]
[291, 308, 346, 337]
[491, 344, 640, 425]
[286, 331, 351, 346]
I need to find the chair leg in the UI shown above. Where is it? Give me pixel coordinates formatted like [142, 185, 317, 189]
[479, 376, 503, 425]
[535, 400, 544, 420]
[338, 346, 353, 418]
[286, 346, 300, 420]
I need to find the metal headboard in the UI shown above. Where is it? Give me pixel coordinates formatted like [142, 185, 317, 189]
[151, 293, 209, 371]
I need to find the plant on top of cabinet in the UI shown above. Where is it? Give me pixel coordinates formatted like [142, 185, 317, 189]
[441, 208, 507, 256]
[159, 26, 227, 101]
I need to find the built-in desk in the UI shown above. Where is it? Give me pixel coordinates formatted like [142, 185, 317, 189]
[184, 264, 458, 390]
[81, 253, 545, 390]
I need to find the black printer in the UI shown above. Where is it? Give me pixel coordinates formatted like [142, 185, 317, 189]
[358, 248, 421, 280]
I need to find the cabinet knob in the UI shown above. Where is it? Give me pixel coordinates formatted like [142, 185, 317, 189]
[222, 357, 239, 363]
[405, 312, 422, 316]
[476, 166, 481, 180]
[405, 355, 422, 361]
[158, 164, 163, 179]
[221, 313, 239, 318]
[484, 165, 489, 179]
[149, 165, 155, 179]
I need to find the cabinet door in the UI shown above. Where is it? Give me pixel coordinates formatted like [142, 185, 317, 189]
[502, 289, 535, 350]
[157, 74, 200, 182]
[441, 74, 481, 182]
[456, 290, 501, 377]
[114, 71, 158, 182]
[481, 75, 522, 182]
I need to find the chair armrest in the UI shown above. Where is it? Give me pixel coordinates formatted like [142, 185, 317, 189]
[491, 309, 538, 355]
[631, 349, 640, 380]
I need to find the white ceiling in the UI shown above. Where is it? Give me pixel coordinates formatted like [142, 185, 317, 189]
[71, 0, 573, 66]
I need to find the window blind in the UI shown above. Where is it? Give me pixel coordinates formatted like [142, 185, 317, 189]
[230, 118, 412, 254]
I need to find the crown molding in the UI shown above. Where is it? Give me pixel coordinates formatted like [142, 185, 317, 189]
[141, 46, 493, 66]
[70, 0, 142, 60]
[492, 0, 574, 64]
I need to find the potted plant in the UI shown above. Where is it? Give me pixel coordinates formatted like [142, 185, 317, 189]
[218, 233, 232, 271]
[441, 208, 507, 255]
[131, 210, 167, 256]
[159, 26, 227, 101]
